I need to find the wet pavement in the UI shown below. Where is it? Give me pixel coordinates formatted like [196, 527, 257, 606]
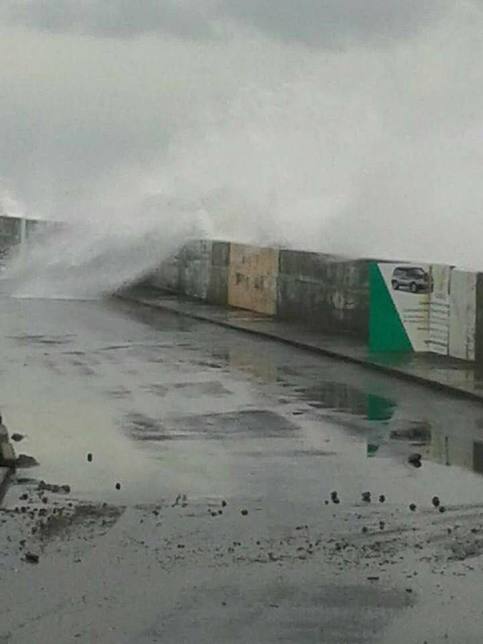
[123, 287, 483, 403]
[0, 296, 483, 642]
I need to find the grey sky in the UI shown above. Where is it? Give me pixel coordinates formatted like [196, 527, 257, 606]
[1, 0, 483, 272]
[1, 0, 449, 45]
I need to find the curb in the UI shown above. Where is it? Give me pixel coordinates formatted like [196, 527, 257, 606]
[0, 467, 13, 504]
[118, 293, 483, 405]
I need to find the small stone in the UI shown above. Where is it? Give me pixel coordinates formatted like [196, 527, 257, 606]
[25, 552, 39, 564]
[87, 453, 93, 462]
[362, 526, 368, 534]
[221, 500, 227, 507]
[362, 492, 371, 503]
[379, 521, 385, 530]
[439, 506, 446, 513]
[379, 495, 386, 503]
[408, 453, 422, 467]
[20, 493, 28, 501]
[115, 483, 121, 490]
[11, 433, 24, 442]
[16, 454, 39, 468]
[241, 509, 248, 516]
[409, 503, 417, 512]
[432, 496, 440, 508]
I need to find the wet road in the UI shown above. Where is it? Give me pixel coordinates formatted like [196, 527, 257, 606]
[1, 296, 483, 642]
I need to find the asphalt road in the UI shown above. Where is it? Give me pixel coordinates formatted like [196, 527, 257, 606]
[1, 296, 483, 643]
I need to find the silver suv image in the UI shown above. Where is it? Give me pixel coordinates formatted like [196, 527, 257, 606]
[391, 266, 431, 294]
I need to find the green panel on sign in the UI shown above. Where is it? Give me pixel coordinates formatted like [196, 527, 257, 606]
[369, 263, 412, 352]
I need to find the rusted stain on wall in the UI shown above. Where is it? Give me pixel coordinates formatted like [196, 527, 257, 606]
[228, 243, 279, 315]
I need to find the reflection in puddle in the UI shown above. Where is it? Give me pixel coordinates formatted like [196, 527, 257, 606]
[296, 382, 396, 422]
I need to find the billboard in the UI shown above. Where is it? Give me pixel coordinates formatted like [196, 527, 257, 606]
[370, 262, 431, 352]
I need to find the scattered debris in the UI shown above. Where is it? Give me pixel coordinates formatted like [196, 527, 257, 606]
[15, 454, 39, 468]
[24, 552, 39, 564]
[38, 481, 71, 494]
[408, 453, 422, 468]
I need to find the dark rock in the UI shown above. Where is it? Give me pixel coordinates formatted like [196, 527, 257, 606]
[115, 483, 121, 490]
[379, 495, 386, 503]
[330, 491, 339, 503]
[439, 506, 446, 513]
[221, 500, 227, 507]
[432, 496, 440, 508]
[87, 453, 93, 462]
[409, 503, 417, 512]
[241, 509, 248, 516]
[11, 433, 24, 442]
[362, 492, 371, 503]
[25, 552, 39, 564]
[16, 454, 39, 468]
[408, 453, 422, 467]
[20, 493, 28, 501]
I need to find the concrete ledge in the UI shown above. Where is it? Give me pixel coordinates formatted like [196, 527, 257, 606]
[119, 287, 483, 404]
[0, 466, 12, 503]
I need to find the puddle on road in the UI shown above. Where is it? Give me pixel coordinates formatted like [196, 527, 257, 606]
[2, 296, 483, 510]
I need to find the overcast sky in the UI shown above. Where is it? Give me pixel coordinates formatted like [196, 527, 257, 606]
[0, 1, 482, 266]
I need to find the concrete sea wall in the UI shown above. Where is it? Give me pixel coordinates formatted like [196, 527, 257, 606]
[141, 240, 483, 366]
[144, 241, 372, 339]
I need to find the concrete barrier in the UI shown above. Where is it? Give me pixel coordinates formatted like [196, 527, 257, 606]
[179, 240, 212, 300]
[475, 274, 483, 365]
[278, 250, 370, 339]
[449, 270, 477, 361]
[207, 241, 230, 305]
[228, 243, 279, 315]
[141, 239, 483, 366]
[0, 216, 22, 251]
[149, 252, 180, 292]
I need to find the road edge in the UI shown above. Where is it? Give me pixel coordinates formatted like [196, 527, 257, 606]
[117, 292, 483, 405]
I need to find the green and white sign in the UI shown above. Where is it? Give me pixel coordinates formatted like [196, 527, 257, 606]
[370, 262, 431, 353]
